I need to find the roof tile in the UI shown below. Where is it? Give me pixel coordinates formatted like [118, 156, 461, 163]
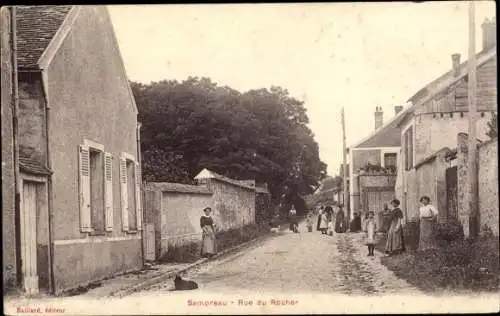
[16, 5, 72, 69]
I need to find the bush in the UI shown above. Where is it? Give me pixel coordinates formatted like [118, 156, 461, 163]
[435, 219, 464, 244]
[404, 220, 420, 251]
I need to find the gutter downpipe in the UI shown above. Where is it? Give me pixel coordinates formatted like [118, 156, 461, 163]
[10, 5, 22, 289]
[40, 67, 56, 294]
[137, 120, 145, 266]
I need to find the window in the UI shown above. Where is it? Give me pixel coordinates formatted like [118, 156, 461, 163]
[89, 149, 105, 232]
[384, 153, 397, 168]
[403, 127, 414, 170]
[79, 140, 113, 233]
[119, 153, 142, 232]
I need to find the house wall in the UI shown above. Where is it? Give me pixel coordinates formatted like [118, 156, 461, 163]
[159, 191, 212, 260]
[44, 6, 141, 293]
[478, 139, 498, 236]
[208, 179, 256, 230]
[255, 192, 271, 223]
[413, 154, 449, 223]
[1, 6, 17, 289]
[414, 112, 492, 163]
[18, 76, 47, 164]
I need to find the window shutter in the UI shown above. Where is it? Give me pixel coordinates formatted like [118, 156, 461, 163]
[135, 162, 143, 231]
[104, 152, 113, 231]
[120, 155, 129, 231]
[79, 145, 92, 232]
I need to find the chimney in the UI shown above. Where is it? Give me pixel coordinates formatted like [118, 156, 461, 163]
[482, 17, 496, 51]
[451, 53, 461, 76]
[374, 106, 383, 130]
[394, 105, 404, 116]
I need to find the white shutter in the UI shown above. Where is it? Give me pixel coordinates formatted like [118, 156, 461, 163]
[135, 162, 143, 231]
[104, 152, 114, 231]
[79, 145, 92, 232]
[120, 155, 129, 231]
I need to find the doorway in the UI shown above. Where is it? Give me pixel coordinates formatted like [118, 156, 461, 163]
[20, 177, 50, 295]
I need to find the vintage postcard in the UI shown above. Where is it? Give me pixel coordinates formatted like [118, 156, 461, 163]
[2, 2, 499, 315]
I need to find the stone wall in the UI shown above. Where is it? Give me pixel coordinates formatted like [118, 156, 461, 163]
[209, 178, 256, 230]
[18, 76, 46, 163]
[1, 6, 17, 290]
[478, 139, 498, 236]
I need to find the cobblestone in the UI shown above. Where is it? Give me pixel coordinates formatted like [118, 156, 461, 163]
[135, 218, 421, 296]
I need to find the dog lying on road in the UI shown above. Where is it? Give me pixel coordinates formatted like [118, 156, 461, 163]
[173, 275, 199, 291]
[270, 225, 280, 233]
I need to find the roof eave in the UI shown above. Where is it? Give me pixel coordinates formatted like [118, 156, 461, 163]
[37, 6, 80, 71]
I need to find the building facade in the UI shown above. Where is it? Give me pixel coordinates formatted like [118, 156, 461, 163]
[12, 5, 143, 295]
[395, 18, 497, 231]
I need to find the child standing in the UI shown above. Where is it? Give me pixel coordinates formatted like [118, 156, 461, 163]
[364, 211, 377, 256]
[306, 211, 313, 232]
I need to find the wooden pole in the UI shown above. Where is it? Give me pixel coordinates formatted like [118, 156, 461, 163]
[467, 1, 479, 238]
[342, 107, 349, 225]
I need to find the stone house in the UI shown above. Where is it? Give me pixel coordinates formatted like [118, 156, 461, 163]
[395, 18, 497, 232]
[348, 105, 408, 227]
[10, 5, 143, 295]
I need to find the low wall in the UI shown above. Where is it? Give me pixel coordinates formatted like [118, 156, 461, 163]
[53, 237, 142, 294]
[478, 139, 498, 236]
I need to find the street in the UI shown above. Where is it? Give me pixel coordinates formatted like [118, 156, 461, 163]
[134, 218, 419, 296]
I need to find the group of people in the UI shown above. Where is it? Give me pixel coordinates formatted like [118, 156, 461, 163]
[199, 194, 439, 260]
[362, 196, 439, 257]
[312, 205, 346, 235]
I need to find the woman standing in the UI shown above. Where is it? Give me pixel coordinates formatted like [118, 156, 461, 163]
[418, 196, 438, 251]
[335, 205, 345, 233]
[289, 207, 298, 233]
[384, 199, 405, 256]
[316, 206, 324, 232]
[200, 207, 217, 258]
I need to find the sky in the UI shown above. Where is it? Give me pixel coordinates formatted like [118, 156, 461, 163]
[108, 1, 496, 176]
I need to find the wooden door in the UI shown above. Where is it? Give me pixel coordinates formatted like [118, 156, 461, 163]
[21, 181, 39, 295]
[365, 189, 394, 229]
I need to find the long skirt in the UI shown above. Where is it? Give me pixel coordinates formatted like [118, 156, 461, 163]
[201, 229, 216, 256]
[385, 222, 405, 254]
[418, 218, 437, 251]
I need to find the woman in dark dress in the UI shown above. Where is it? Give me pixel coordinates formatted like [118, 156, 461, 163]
[384, 199, 406, 256]
[200, 207, 217, 258]
[317, 206, 324, 232]
[335, 205, 346, 233]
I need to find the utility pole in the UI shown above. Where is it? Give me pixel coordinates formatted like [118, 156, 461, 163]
[341, 107, 349, 225]
[467, 0, 478, 238]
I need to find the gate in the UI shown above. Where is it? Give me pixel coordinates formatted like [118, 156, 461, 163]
[363, 187, 394, 229]
[445, 166, 458, 220]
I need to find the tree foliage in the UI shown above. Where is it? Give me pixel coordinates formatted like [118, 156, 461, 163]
[486, 112, 498, 139]
[131, 77, 327, 207]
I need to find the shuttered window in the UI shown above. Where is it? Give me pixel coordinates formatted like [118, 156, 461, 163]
[119, 153, 143, 232]
[79, 145, 92, 232]
[78, 140, 110, 233]
[104, 152, 114, 231]
[404, 127, 414, 170]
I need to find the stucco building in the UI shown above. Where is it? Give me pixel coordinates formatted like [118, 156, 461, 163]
[348, 105, 407, 226]
[10, 5, 143, 295]
[395, 18, 497, 235]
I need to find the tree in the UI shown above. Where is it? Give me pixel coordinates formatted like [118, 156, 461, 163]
[486, 112, 498, 139]
[131, 77, 327, 207]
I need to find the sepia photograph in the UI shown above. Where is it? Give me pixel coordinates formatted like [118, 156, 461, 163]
[1, 1, 498, 314]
